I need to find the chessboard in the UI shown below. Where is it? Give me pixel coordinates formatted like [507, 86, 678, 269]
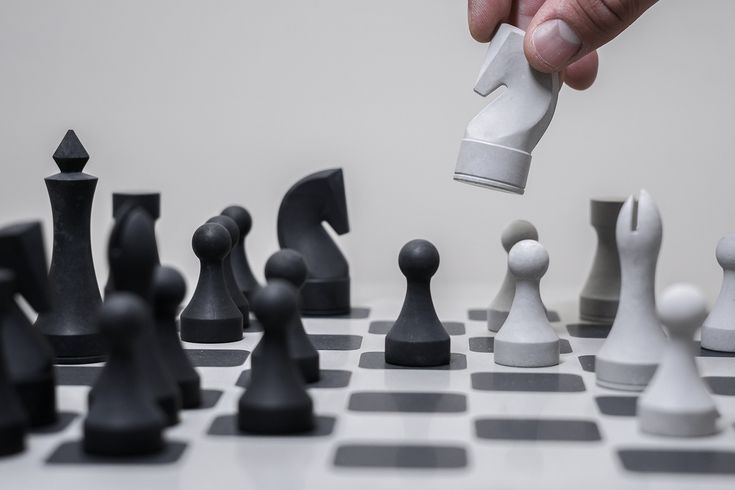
[3, 297, 735, 490]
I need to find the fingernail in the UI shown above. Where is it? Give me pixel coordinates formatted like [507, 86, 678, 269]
[531, 19, 581, 70]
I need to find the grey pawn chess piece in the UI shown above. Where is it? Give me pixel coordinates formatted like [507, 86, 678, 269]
[385, 239, 450, 367]
[180, 223, 243, 343]
[455, 23, 560, 194]
[0, 222, 57, 428]
[579, 198, 625, 323]
[84, 293, 166, 456]
[488, 219, 538, 332]
[494, 240, 560, 367]
[0, 270, 28, 457]
[35, 130, 104, 363]
[207, 215, 250, 326]
[701, 233, 735, 352]
[277, 168, 351, 316]
[638, 284, 718, 437]
[152, 266, 201, 408]
[238, 281, 315, 434]
[221, 205, 262, 301]
[263, 249, 320, 383]
[596, 190, 667, 391]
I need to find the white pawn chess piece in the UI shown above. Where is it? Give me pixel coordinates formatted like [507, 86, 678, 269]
[488, 220, 538, 332]
[638, 284, 718, 437]
[494, 240, 559, 367]
[596, 190, 666, 391]
[700, 233, 735, 352]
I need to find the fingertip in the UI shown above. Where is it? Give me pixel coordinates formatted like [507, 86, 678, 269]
[562, 51, 599, 90]
[468, 0, 512, 43]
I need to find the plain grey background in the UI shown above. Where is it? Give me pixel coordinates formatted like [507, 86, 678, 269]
[0, 1, 732, 308]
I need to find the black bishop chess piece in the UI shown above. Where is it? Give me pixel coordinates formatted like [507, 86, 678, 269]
[35, 130, 104, 364]
[263, 249, 320, 383]
[84, 293, 166, 456]
[0, 269, 29, 457]
[207, 215, 250, 326]
[0, 222, 57, 428]
[277, 168, 351, 316]
[152, 265, 201, 409]
[221, 205, 261, 301]
[238, 281, 315, 434]
[181, 222, 243, 343]
[385, 239, 450, 367]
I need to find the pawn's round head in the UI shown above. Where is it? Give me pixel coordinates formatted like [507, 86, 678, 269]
[501, 220, 538, 252]
[221, 205, 252, 238]
[207, 215, 240, 248]
[264, 249, 308, 288]
[152, 265, 187, 311]
[508, 239, 549, 280]
[657, 283, 708, 336]
[192, 223, 232, 260]
[715, 233, 735, 271]
[252, 281, 299, 334]
[398, 239, 440, 281]
[98, 292, 148, 345]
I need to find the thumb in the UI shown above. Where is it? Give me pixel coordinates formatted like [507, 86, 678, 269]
[523, 0, 658, 73]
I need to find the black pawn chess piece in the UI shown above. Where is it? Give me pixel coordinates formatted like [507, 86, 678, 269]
[84, 293, 166, 456]
[0, 222, 57, 428]
[277, 168, 351, 316]
[238, 281, 315, 434]
[0, 270, 28, 457]
[181, 223, 243, 343]
[263, 249, 320, 383]
[221, 205, 261, 301]
[35, 130, 104, 364]
[152, 265, 201, 409]
[207, 215, 250, 326]
[385, 239, 450, 367]
[105, 192, 161, 297]
[104, 206, 181, 426]
[579, 198, 625, 322]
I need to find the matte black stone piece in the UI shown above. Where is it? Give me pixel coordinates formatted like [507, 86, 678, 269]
[579, 198, 624, 322]
[471, 372, 586, 392]
[475, 418, 602, 441]
[262, 249, 320, 383]
[181, 223, 243, 343]
[385, 239, 450, 367]
[277, 168, 351, 316]
[348, 392, 467, 413]
[30, 411, 78, 435]
[221, 205, 262, 301]
[152, 266, 201, 409]
[84, 294, 166, 457]
[207, 216, 250, 325]
[334, 444, 468, 469]
[0, 270, 28, 457]
[0, 222, 57, 427]
[238, 282, 315, 434]
[618, 449, 735, 474]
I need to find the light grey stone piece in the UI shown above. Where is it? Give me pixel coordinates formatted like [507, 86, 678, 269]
[701, 233, 735, 352]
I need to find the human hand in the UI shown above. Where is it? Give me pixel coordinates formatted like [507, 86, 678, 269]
[468, 0, 657, 89]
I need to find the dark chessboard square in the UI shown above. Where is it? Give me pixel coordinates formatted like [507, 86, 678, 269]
[359, 352, 467, 371]
[469, 309, 560, 323]
[578, 355, 596, 373]
[185, 349, 249, 367]
[618, 449, 735, 474]
[55, 366, 102, 386]
[192, 389, 224, 410]
[46, 440, 187, 465]
[471, 372, 586, 392]
[369, 321, 465, 336]
[469, 337, 572, 354]
[475, 418, 601, 441]
[30, 412, 79, 435]
[348, 392, 467, 413]
[302, 307, 370, 319]
[697, 342, 735, 358]
[207, 414, 336, 437]
[595, 396, 637, 417]
[308, 334, 363, 351]
[334, 444, 467, 469]
[237, 369, 351, 389]
[705, 377, 735, 396]
[566, 323, 612, 338]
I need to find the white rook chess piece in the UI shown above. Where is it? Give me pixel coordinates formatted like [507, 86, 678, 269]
[596, 190, 666, 391]
[700, 233, 735, 352]
[494, 240, 559, 367]
[638, 284, 718, 437]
